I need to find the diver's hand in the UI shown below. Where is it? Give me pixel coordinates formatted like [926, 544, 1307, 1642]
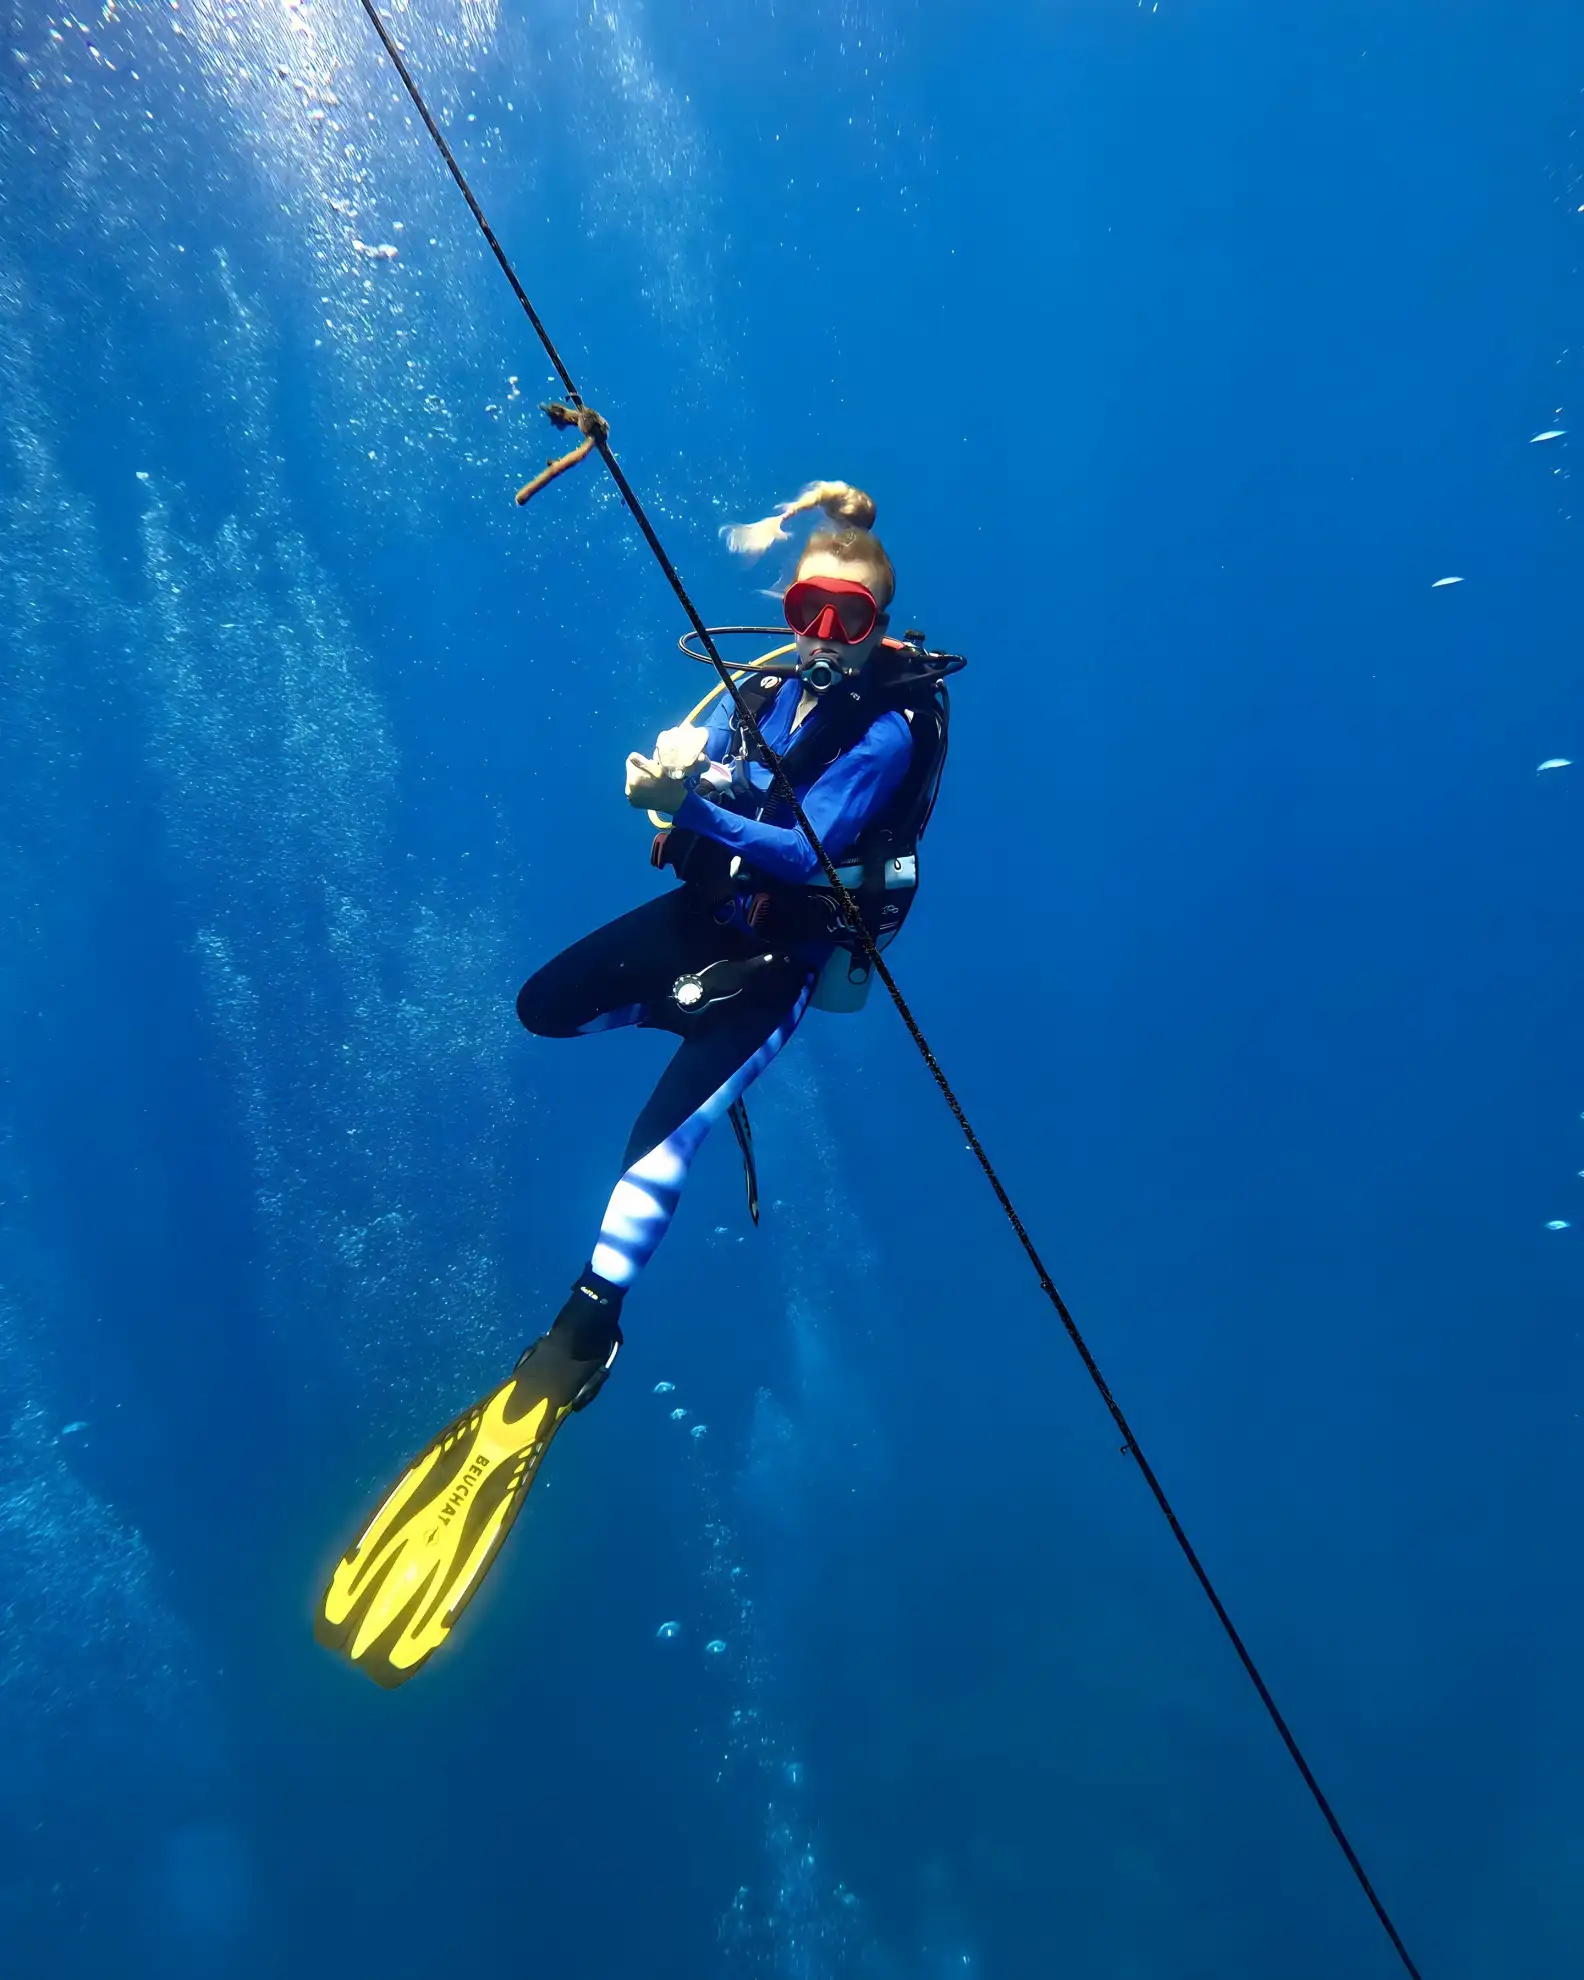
[653, 723, 709, 777]
[625, 751, 690, 813]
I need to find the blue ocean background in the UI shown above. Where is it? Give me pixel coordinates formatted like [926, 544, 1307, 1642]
[2, 1, 1581, 1973]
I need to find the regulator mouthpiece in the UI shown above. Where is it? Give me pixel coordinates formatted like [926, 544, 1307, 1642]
[799, 655, 846, 694]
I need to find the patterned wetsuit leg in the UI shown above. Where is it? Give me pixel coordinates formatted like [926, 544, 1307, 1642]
[517, 890, 815, 1288]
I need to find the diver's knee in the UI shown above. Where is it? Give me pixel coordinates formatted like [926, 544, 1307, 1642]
[516, 970, 567, 1036]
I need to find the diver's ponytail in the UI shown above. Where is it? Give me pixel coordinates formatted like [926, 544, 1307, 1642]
[721, 479, 877, 559]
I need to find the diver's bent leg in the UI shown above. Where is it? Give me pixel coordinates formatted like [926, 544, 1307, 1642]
[590, 972, 814, 1290]
[516, 891, 702, 1038]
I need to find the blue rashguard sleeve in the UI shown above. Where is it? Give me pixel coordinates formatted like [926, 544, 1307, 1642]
[673, 710, 914, 885]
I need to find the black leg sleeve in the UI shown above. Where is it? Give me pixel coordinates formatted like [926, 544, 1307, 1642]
[517, 890, 697, 1037]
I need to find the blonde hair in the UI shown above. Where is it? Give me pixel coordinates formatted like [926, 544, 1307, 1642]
[722, 479, 895, 608]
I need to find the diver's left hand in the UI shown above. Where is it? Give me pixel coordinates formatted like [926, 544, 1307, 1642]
[653, 723, 709, 777]
[625, 752, 690, 813]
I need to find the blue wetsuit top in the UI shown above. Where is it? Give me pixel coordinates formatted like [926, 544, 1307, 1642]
[670, 679, 913, 887]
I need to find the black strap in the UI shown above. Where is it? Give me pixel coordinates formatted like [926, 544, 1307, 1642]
[727, 1098, 759, 1226]
[850, 847, 889, 973]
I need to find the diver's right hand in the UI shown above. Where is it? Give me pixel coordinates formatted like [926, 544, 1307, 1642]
[625, 751, 672, 807]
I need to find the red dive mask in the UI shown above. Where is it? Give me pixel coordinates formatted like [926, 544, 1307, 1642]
[782, 576, 880, 646]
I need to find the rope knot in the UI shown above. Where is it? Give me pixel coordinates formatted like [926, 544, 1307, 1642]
[516, 401, 609, 506]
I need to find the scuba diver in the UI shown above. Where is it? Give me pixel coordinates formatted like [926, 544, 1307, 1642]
[316, 481, 962, 1685]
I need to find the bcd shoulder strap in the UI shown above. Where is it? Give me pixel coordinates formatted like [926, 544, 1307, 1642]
[743, 681, 911, 799]
[727, 671, 789, 760]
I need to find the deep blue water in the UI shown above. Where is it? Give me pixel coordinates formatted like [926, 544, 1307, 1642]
[2, 2, 1582, 1974]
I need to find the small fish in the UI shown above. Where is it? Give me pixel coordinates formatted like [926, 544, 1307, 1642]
[1431, 576, 1463, 588]
[1537, 758, 1571, 774]
[1546, 1219, 1571, 1232]
[61, 1421, 87, 1437]
[1530, 430, 1566, 443]
[653, 1380, 675, 1394]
